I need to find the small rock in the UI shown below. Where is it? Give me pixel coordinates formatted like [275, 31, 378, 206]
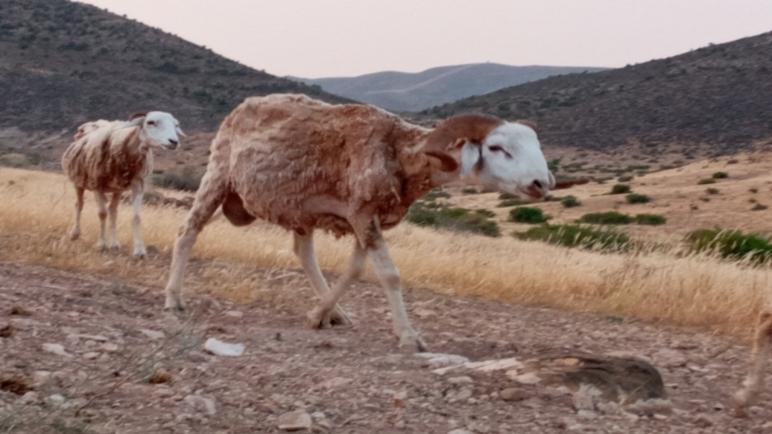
[693, 414, 714, 428]
[20, 391, 39, 405]
[510, 372, 541, 385]
[277, 410, 312, 431]
[32, 371, 51, 387]
[0, 324, 13, 338]
[318, 377, 351, 389]
[577, 410, 598, 419]
[652, 349, 687, 368]
[148, 369, 173, 385]
[447, 376, 473, 385]
[417, 353, 470, 368]
[42, 343, 72, 358]
[500, 388, 528, 402]
[224, 310, 243, 318]
[140, 329, 165, 340]
[311, 411, 331, 430]
[82, 352, 100, 360]
[184, 394, 216, 416]
[101, 342, 119, 352]
[447, 429, 473, 434]
[47, 394, 66, 406]
[204, 338, 245, 357]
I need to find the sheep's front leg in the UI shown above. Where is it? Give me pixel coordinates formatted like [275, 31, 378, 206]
[94, 192, 109, 251]
[308, 236, 366, 328]
[366, 225, 427, 352]
[69, 187, 84, 241]
[293, 232, 352, 327]
[129, 184, 146, 257]
[735, 310, 772, 411]
[106, 192, 121, 250]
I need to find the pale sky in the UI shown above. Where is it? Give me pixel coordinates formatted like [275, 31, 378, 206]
[79, 0, 772, 78]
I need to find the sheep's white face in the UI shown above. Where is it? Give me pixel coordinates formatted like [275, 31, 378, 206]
[460, 122, 554, 199]
[140, 111, 183, 150]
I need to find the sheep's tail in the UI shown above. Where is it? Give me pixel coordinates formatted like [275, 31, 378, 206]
[222, 188, 256, 226]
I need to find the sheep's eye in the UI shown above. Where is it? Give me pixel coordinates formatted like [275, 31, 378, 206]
[489, 145, 512, 159]
[147, 120, 157, 126]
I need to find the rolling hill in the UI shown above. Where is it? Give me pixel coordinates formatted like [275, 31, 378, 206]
[0, 0, 346, 144]
[424, 32, 772, 155]
[297, 63, 605, 112]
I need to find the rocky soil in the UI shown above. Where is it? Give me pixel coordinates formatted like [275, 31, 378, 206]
[1, 261, 770, 433]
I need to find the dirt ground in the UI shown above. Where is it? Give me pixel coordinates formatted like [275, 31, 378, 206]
[0, 260, 770, 433]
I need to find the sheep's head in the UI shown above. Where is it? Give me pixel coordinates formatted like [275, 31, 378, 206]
[424, 115, 554, 200]
[129, 111, 184, 150]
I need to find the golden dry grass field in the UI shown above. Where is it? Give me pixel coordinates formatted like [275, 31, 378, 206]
[0, 159, 770, 339]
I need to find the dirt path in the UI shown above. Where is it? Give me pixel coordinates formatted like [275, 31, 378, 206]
[0, 261, 769, 433]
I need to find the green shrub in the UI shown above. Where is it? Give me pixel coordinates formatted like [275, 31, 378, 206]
[509, 207, 549, 224]
[634, 214, 667, 225]
[498, 198, 527, 208]
[697, 178, 716, 185]
[514, 224, 629, 251]
[475, 209, 496, 218]
[609, 184, 631, 194]
[626, 193, 651, 204]
[712, 171, 729, 179]
[406, 202, 500, 237]
[422, 189, 451, 201]
[617, 175, 633, 182]
[461, 187, 478, 195]
[578, 211, 632, 225]
[685, 228, 772, 264]
[561, 195, 582, 208]
[152, 168, 202, 191]
[498, 192, 518, 200]
[705, 188, 720, 195]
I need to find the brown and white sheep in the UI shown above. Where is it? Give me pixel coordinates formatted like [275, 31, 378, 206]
[735, 307, 772, 412]
[62, 112, 183, 257]
[163, 94, 554, 351]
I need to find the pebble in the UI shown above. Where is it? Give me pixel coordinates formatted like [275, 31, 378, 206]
[447, 376, 473, 385]
[224, 310, 243, 318]
[652, 349, 687, 368]
[42, 343, 72, 358]
[500, 387, 528, 402]
[416, 352, 470, 368]
[83, 351, 100, 360]
[184, 394, 216, 416]
[47, 394, 66, 406]
[204, 337, 245, 357]
[140, 328, 165, 340]
[101, 342, 119, 352]
[277, 410, 312, 431]
[447, 429, 473, 434]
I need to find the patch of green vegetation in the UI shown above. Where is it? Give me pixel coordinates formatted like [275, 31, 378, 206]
[475, 209, 496, 218]
[509, 207, 549, 224]
[578, 211, 632, 225]
[152, 167, 202, 191]
[697, 178, 716, 185]
[685, 228, 772, 264]
[406, 201, 500, 237]
[498, 198, 528, 207]
[422, 189, 451, 201]
[626, 193, 651, 204]
[514, 224, 629, 251]
[634, 214, 667, 225]
[461, 187, 478, 195]
[609, 183, 631, 194]
[560, 195, 581, 208]
[617, 175, 633, 182]
[712, 171, 729, 179]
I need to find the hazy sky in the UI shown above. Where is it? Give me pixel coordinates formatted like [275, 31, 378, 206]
[79, 0, 772, 78]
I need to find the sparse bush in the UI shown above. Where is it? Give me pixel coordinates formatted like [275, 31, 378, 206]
[626, 193, 651, 204]
[609, 183, 631, 194]
[498, 192, 517, 200]
[749, 188, 758, 193]
[634, 214, 666, 225]
[686, 228, 772, 264]
[712, 171, 729, 179]
[697, 178, 716, 185]
[406, 202, 500, 237]
[514, 224, 629, 251]
[461, 187, 478, 195]
[617, 175, 633, 182]
[422, 189, 451, 201]
[509, 207, 549, 224]
[561, 195, 581, 208]
[579, 211, 632, 225]
[751, 203, 768, 211]
[475, 209, 496, 218]
[152, 167, 202, 191]
[705, 188, 720, 195]
[498, 198, 527, 207]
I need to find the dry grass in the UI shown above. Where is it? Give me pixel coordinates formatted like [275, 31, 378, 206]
[0, 167, 769, 337]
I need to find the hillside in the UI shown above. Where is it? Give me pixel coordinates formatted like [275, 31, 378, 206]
[425, 32, 772, 155]
[297, 63, 604, 112]
[0, 0, 345, 142]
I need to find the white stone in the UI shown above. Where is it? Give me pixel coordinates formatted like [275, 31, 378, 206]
[42, 343, 72, 358]
[277, 410, 312, 431]
[204, 338, 245, 357]
[416, 352, 470, 368]
[184, 394, 216, 416]
[140, 329, 165, 340]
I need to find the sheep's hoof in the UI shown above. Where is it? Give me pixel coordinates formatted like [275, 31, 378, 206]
[96, 241, 108, 252]
[163, 297, 186, 313]
[306, 305, 352, 329]
[133, 248, 147, 259]
[398, 331, 428, 353]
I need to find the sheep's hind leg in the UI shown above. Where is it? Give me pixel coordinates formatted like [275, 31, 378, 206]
[106, 192, 121, 250]
[294, 232, 359, 328]
[69, 187, 84, 240]
[364, 221, 426, 352]
[94, 192, 109, 251]
[164, 170, 226, 311]
[734, 310, 772, 412]
[129, 183, 146, 257]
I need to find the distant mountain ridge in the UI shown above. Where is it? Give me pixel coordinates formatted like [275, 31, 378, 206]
[424, 32, 772, 154]
[0, 0, 346, 138]
[297, 63, 605, 112]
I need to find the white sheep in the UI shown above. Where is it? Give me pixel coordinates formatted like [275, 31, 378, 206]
[735, 307, 772, 412]
[62, 112, 183, 257]
[163, 94, 553, 351]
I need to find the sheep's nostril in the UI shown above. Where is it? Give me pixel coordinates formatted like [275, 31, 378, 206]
[169, 139, 179, 146]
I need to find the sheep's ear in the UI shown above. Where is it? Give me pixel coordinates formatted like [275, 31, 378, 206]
[548, 171, 556, 189]
[129, 112, 147, 120]
[515, 119, 538, 133]
[424, 150, 459, 172]
[459, 141, 482, 176]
